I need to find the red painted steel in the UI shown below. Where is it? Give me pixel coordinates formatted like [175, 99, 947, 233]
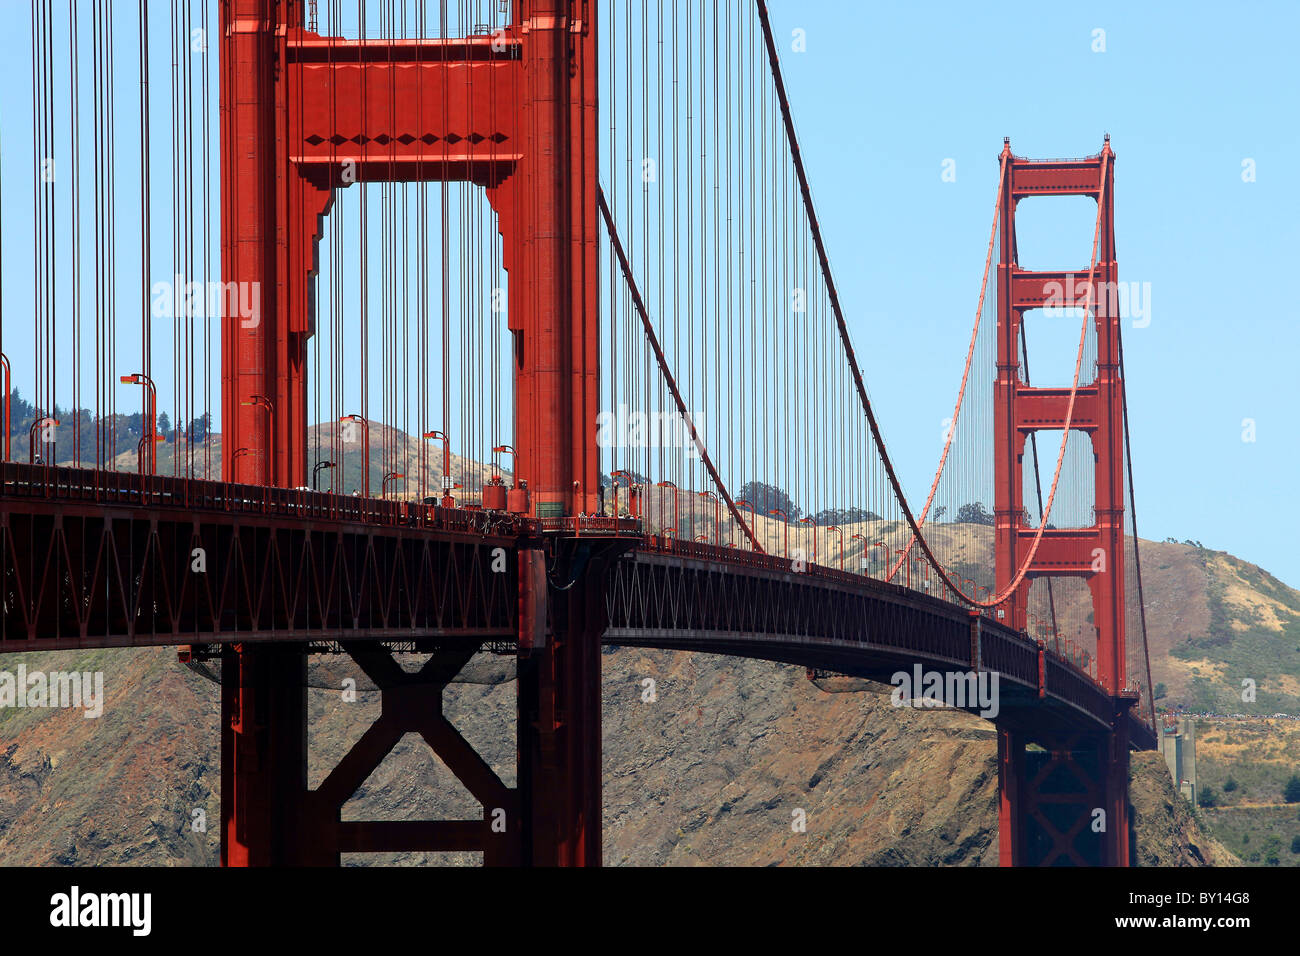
[997, 728, 1135, 866]
[220, 0, 599, 512]
[217, 0, 602, 867]
[993, 139, 1133, 865]
[0, 0, 1153, 867]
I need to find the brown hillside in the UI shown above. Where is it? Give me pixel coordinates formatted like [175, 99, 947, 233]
[0, 645, 1231, 866]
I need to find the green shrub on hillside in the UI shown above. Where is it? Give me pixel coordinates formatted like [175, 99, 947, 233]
[1285, 775, 1300, 804]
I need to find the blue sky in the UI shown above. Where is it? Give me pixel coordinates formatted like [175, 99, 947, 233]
[765, 0, 1300, 585]
[0, 1, 1296, 585]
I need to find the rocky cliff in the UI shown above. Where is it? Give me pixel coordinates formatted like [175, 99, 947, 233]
[0, 643, 1231, 866]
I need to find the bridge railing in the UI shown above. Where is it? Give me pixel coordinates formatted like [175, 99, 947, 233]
[0, 462, 537, 537]
[541, 515, 643, 537]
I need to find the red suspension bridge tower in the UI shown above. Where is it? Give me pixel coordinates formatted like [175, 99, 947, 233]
[218, 0, 605, 866]
[993, 137, 1135, 866]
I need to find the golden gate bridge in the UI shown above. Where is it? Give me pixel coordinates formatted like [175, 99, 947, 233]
[0, 0, 1155, 867]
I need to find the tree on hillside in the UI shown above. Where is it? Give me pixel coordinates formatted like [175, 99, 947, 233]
[735, 480, 801, 521]
[1197, 787, 1216, 808]
[188, 413, 211, 443]
[809, 506, 881, 526]
[956, 502, 994, 526]
[1264, 836, 1282, 866]
[158, 412, 172, 440]
[1284, 774, 1300, 804]
[5, 388, 36, 424]
[1223, 776, 1238, 793]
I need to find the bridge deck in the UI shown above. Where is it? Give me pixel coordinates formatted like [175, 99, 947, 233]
[0, 464, 1155, 750]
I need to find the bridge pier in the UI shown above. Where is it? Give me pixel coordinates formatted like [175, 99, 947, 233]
[515, 540, 613, 866]
[218, 535, 621, 867]
[219, 644, 313, 866]
[997, 718, 1134, 866]
[220, 640, 522, 866]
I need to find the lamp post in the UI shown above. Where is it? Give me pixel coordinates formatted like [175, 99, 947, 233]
[492, 443, 518, 485]
[851, 532, 867, 573]
[28, 416, 60, 465]
[340, 414, 370, 497]
[237, 394, 274, 482]
[611, 469, 635, 518]
[656, 480, 679, 535]
[241, 394, 273, 415]
[944, 565, 961, 601]
[911, 555, 926, 592]
[698, 490, 720, 544]
[382, 471, 404, 499]
[799, 516, 817, 564]
[874, 541, 890, 579]
[136, 433, 165, 474]
[736, 498, 758, 550]
[120, 373, 157, 474]
[312, 460, 336, 491]
[423, 430, 457, 506]
[769, 508, 789, 558]
[827, 525, 843, 570]
[894, 549, 911, 588]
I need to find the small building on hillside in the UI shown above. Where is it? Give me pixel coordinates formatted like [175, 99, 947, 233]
[1159, 716, 1197, 805]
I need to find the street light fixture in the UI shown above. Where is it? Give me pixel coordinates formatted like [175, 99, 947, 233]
[312, 460, 336, 491]
[611, 469, 637, 518]
[944, 565, 961, 601]
[656, 480, 679, 535]
[120, 373, 158, 474]
[28, 416, 60, 465]
[851, 532, 868, 573]
[799, 516, 817, 564]
[491, 444, 518, 484]
[381, 471, 405, 499]
[735, 498, 758, 550]
[340, 415, 370, 497]
[769, 508, 789, 558]
[136, 433, 166, 474]
[827, 525, 843, 570]
[237, 394, 275, 482]
[423, 430, 457, 506]
[698, 490, 720, 545]
[894, 549, 914, 588]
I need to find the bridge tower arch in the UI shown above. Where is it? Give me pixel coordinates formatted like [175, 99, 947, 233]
[992, 137, 1136, 866]
[218, 0, 604, 866]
